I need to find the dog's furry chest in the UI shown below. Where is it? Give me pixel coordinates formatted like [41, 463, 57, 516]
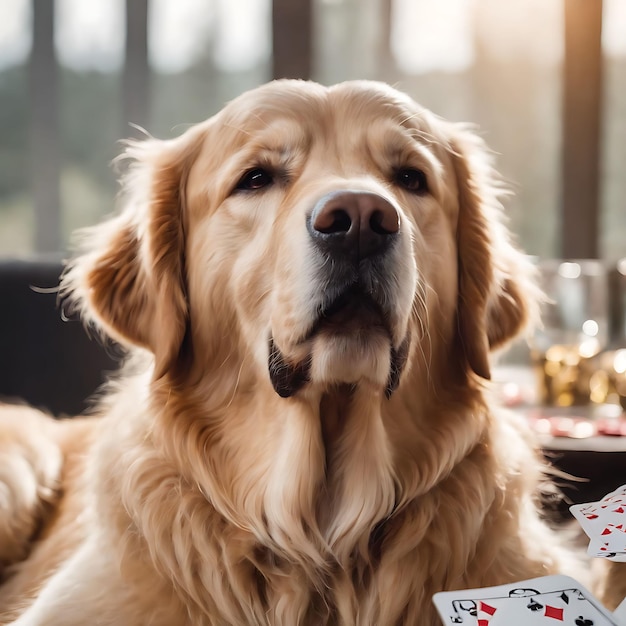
[121, 477, 450, 625]
[110, 401, 504, 626]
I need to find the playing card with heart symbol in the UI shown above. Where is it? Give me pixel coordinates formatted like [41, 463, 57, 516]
[586, 538, 626, 562]
[571, 485, 626, 557]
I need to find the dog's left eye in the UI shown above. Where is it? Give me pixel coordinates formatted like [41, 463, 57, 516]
[395, 168, 427, 193]
[236, 168, 274, 191]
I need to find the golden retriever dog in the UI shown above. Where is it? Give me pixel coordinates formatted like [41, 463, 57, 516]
[0, 79, 623, 625]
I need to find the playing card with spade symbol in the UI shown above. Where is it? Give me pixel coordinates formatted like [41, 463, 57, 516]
[432, 575, 619, 625]
[586, 537, 626, 562]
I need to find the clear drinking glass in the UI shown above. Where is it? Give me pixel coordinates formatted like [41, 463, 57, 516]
[531, 259, 608, 407]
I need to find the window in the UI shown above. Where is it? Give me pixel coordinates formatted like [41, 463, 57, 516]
[0, 0, 623, 263]
[602, 0, 626, 261]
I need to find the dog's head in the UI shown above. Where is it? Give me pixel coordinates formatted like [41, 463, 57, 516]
[62, 80, 537, 400]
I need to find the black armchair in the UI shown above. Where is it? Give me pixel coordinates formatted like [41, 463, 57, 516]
[0, 258, 120, 416]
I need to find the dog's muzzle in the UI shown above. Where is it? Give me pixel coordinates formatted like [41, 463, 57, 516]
[268, 190, 409, 398]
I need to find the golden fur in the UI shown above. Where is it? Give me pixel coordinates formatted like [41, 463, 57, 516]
[0, 80, 623, 625]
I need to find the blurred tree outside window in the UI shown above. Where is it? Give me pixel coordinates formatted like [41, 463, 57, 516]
[0, 0, 624, 262]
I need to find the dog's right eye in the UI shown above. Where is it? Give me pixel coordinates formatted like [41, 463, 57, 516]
[235, 168, 274, 191]
[395, 168, 428, 193]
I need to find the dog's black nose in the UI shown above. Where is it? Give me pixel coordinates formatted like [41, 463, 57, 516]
[308, 191, 400, 259]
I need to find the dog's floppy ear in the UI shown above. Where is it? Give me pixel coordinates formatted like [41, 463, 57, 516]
[61, 128, 204, 379]
[448, 125, 540, 380]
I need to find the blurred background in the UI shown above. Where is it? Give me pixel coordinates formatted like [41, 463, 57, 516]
[1, 0, 625, 498]
[0, 0, 624, 261]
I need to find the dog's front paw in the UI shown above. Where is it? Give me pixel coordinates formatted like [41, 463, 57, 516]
[0, 404, 62, 572]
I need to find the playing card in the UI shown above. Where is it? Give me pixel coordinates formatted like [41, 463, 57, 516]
[571, 486, 626, 555]
[587, 538, 626, 562]
[575, 485, 626, 517]
[575, 517, 626, 554]
[594, 523, 626, 554]
[571, 498, 626, 537]
[432, 575, 619, 625]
